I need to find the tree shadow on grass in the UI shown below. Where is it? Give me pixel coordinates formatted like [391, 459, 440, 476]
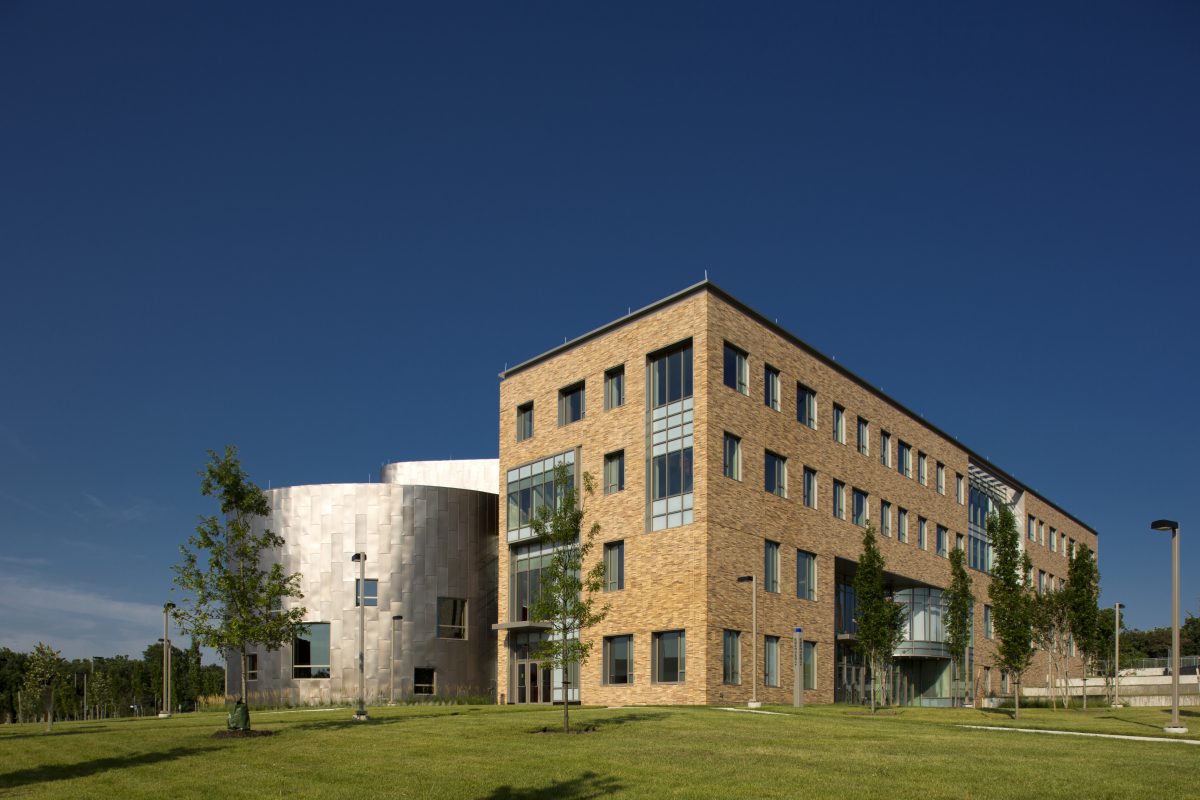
[0, 745, 217, 790]
[479, 771, 622, 799]
[1100, 714, 1162, 731]
[973, 706, 1015, 720]
[576, 711, 670, 730]
[289, 710, 467, 733]
[0, 727, 110, 743]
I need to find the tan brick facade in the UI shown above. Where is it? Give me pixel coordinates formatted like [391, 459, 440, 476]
[497, 283, 1098, 707]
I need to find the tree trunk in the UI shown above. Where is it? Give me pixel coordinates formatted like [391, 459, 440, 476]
[1081, 658, 1088, 710]
[240, 647, 251, 730]
[869, 657, 877, 713]
[44, 687, 54, 732]
[562, 678, 570, 734]
[1014, 679, 1021, 719]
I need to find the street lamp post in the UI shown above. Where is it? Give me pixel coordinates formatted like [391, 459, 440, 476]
[351, 552, 369, 721]
[1150, 519, 1186, 733]
[737, 575, 759, 708]
[159, 603, 174, 718]
[1113, 602, 1124, 709]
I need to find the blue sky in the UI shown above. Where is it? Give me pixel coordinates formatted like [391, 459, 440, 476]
[1, 2, 1197, 659]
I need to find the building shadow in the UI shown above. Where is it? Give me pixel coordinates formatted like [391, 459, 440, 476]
[479, 771, 622, 799]
[0, 746, 216, 790]
[0, 727, 107, 743]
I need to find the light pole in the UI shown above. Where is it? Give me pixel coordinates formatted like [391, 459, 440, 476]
[351, 552, 369, 721]
[1150, 519, 1186, 733]
[737, 575, 759, 708]
[793, 627, 804, 708]
[1112, 602, 1125, 708]
[159, 603, 174, 718]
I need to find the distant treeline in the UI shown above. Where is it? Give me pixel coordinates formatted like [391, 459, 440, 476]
[0, 642, 225, 723]
[1117, 614, 1200, 662]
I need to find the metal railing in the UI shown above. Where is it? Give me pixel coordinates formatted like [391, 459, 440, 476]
[1132, 655, 1200, 672]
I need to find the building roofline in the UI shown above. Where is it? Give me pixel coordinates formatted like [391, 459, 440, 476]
[499, 280, 1098, 537]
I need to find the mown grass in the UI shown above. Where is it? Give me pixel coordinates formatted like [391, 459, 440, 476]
[1, 703, 1196, 799]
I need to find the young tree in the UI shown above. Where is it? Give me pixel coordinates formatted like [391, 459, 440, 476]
[1031, 589, 1070, 709]
[987, 506, 1034, 719]
[529, 463, 607, 733]
[1065, 543, 1100, 709]
[853, 525, 905, 713]
[943, 547, 974, 707]
[22, 642, 65, 732]
[172, 446, 308, 729]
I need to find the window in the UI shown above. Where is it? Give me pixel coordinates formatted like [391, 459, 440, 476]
[1001, 670, 1010, 694]
[414, 667, 435, 695]
[246, 653, 259, 682]
[956, 532, 964, 551]
[1028, 515, 1036, 542]
[437, 598, 468, 639]
[516, 402, 534, 442]
[723, 433, 741, 480]
[879, 431, 891, 467]
[603, 635, 633, 684]
[1069, 538, 1076, 558]
[604, 450, 625, 494]
[1038, 521, 1045, 546]
[898, 508, 908, 543]
[764, 540, 780, 593]
[984, 606, 994, 639]
[1061, 532, 1068, 554]
[833, 404, 846, 444]
[803, 467, 817, 508]
[604, 541, 624, 592]
[1050, 527, 1057, 552]
[956, 474, 964, 504]
[937, 463, 946, 495]
[649, 342, 694, 531]
[764, 636, 780, 687]
[880, 500, 892, 537]
[1038, 570, 1046, 593]
[764, 365, 780, 411]
[918, 517, 927, 550]
[796, 550, 816, 601]
[833, 480, 845, 520]
[510, 540, 555, 621]
[355, 578, 378, 607]
[723, 630, 741, 684]
[507, 450, 575, 536]
[803, 641, 816, 690]
[652, 630, 685, 683]
[918, 452, 928, 485]
[723, 343, 748, 394]
[898, 441, 912, 478]
[852, 488, 869, 527]
[936, 526, 948, 557]
[604, 366, 625, 410]
[558, 382, 585, 425]
[764, 451, 787, 498]
[796, 383, 817, 429]
[857, 417, 869, 455]
[293, 623, 331, 679]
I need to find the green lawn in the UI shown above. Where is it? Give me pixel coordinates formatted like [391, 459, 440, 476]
[2, 704, 1197, 799]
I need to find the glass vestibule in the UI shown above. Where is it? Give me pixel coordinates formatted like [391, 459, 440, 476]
[509, 632, 580, 705]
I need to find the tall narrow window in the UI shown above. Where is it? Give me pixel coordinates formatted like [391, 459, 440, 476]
[833, 480, 845, 520]
[355, 578, 378, 607]
[898, 508, 908, 543]
[246, 653, 259, 682]
[936, 462, 946, 495]
[604, 365, 625, 410]
[723, 343, 748, 394]
[796, 550, 816, 601]
[516, 402, 533, 442]
[984, 605, 994, 639]
[1050, 527, 1057, 552]
[604, 450, 625, 494]
[918, 517, 927, 550]
[956, 474, 964, 504]
[857, 417, 869, 455]
[603, 635, 632, 684]
[852, 488, 869, 527]
[764, 540, 780, 593]
[764, 365, 780, 411]
[796, 383, 817, 429]
[803, 467, 816, 509]
[722, 630, 741, 684]
[880, 500, 892, 537]
[764, 451, 787, 498]
[833, 404, 846, 444]
[653, 630, 685, 683]
[1028, 515, 1036, 542]
[649, 342, 694, 531]
[803, 641, 816, 690]
[918, 452, 928, 485]
[879, 431, 891, 467]
[293, 623, 331, 679]
[604, 541, 625, 591]
[936, 525, 948, 557]
[437, 598, 467, 639]
[723, 433, 741, 480]
[898, 441, 912, 478]
[558, 382, 585, 426]
[764, 636, 780, 687]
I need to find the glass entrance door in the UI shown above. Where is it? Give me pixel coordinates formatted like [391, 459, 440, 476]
[516, 660, 552, 704]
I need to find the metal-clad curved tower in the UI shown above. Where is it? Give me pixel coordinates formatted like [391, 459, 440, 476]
[228, 460, 498, 706]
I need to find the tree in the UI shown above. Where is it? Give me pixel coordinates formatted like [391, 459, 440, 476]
[172, 446, 308, 728]
[0, 648, 28, 724]
[1065, 543, 1100, 709]
[528, 464, 607, 733]
[943, 547, 974, 707]
[23, 642, 65, 732]
[987, 506, 1034, 718]
[853, 525, 905, 713]
[1031, 589, 1070, 709]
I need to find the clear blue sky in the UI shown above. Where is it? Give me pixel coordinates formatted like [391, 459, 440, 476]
[1, 2, 1197, 659]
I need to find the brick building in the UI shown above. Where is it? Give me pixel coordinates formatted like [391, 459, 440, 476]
[496, 281, 1097, 706]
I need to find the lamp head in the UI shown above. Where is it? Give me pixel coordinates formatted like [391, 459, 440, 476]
[736, 575, 753, 583]
[351, 552, 366, 562]
[164, 601, 176, 611]
[1115, 602, 1125, 610]
[1151, 519, 1178, 532]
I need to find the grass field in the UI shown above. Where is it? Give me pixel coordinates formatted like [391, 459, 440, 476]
[2, 704, 1197, 799]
